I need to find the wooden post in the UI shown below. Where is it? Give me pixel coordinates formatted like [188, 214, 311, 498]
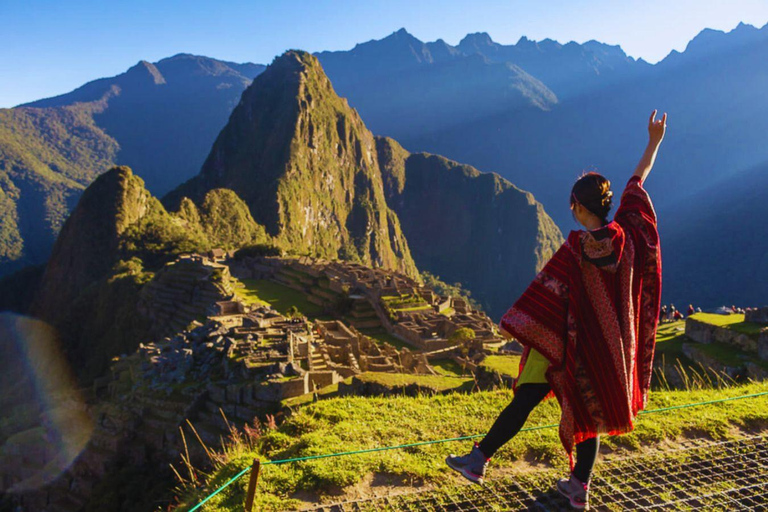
[244, 459, 261, 512]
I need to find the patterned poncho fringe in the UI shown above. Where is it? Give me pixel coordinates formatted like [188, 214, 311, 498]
[500, 176, 662, 467]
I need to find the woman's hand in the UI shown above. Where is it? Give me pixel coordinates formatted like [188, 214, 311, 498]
[633, 110, 667, 183]
[648, 109, 667, 146]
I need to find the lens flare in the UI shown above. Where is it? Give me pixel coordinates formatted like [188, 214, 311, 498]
[0, 312, 94, 493]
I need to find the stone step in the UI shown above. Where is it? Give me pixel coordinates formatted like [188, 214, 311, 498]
[347, 318, 381, 329]
[310, 287, 341, 301]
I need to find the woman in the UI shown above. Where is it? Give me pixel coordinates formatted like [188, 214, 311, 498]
[446, 110, 666, 510]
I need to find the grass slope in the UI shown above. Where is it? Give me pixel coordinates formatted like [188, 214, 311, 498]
[176, 381, 768, 511]
[232, 278, 326, 318]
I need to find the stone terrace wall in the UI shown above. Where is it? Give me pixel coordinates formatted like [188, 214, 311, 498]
[746, 307, 768, 324]
[685, 317, 761, 355]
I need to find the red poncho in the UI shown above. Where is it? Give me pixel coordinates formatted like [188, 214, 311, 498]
[500, 175, 662, 463]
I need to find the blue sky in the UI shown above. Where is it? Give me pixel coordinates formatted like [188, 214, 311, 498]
[2, 0, 767, 108]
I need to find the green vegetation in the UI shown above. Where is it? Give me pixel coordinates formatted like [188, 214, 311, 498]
[480, 354, 522, 377]
[175, 381, 768, 511]
[689, 313, 764, 338]
[282, 383, 340, 408]
[61, 260, 154, 382]
[232, 278, 325, 318]
[653, 320, 694, 367]
[430, 359, 469, 377]
[350, 372, 471, 392]
[0, 103, 119, 273]
[381, 293, 427, 309]
[380, 293, 431, 316]
[449, 327, 475, 344]
[198, 189, 270, 250]
[419, 271, 481, 311]
[120, 196, 210, 268]
[358, 329, 412, 350]
[233, 244, 283, 259]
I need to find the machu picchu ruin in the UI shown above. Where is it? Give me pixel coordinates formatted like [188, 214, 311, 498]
[0, 248, 517, 511]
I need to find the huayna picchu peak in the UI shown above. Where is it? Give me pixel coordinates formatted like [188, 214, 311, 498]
[164, 50, 420, 278]
[164, 50, 561, 315]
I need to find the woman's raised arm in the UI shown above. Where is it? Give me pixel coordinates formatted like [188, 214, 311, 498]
[632, 110, 667, 185]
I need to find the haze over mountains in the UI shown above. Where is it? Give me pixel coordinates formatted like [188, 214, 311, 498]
[1, 22, 767, 310]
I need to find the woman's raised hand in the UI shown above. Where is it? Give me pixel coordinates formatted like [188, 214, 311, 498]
[633, 110, 667, 183]
[648, 109, 667, 146]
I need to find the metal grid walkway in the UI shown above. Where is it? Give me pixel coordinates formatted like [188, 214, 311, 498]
[308, 434, 768, 511]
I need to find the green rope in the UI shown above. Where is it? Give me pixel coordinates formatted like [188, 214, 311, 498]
[188, 389, 768, 510]
[188, 465, 252, 512]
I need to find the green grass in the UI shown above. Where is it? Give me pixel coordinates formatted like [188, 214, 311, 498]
[359, 329, 413, 350]
[690, 313, 764, 338]
[430, 359, 468, 377]
[282, 383, 340, 408]
[480, 354, 522, 378]
[393, 304, 432, 313]
[654, 321, 694, 366]
[176, 381, 768, 511]
[351, 372, 472, 392]
[232, 278, 325, 318]
[381, 294, 429, 312]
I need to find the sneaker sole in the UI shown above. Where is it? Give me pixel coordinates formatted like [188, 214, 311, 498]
[445, 456, 484, 484]
[556, 481, 588, 510]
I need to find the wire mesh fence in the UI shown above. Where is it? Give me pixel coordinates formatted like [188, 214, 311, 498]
[308, 434, 768, 511]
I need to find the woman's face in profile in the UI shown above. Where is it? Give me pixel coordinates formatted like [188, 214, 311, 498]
[570, 200, 590, 228]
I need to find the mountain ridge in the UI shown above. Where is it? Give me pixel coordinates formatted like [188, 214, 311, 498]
[0, 54, 266, 274]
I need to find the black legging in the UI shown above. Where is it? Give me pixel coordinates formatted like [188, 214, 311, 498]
[478, 383, 599, 484]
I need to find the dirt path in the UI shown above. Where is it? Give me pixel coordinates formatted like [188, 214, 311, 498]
[306, 433, 767, 511]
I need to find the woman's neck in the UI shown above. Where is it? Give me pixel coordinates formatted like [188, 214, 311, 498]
[583, 217, 605, 231]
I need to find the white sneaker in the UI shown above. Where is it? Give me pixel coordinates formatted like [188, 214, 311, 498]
[445, 442, 490, 484]
[556, 473, 590, 510]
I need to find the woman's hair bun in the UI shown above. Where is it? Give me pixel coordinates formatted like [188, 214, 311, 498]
[601, 190, 613, 208]
[570, 171, 613, 222]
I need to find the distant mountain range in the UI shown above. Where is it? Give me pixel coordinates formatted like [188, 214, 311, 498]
[318, 23, 768, 224]
[2, 22, 767, 309]
[0, 54, 264, 274]
[316, 23, 768, 307]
